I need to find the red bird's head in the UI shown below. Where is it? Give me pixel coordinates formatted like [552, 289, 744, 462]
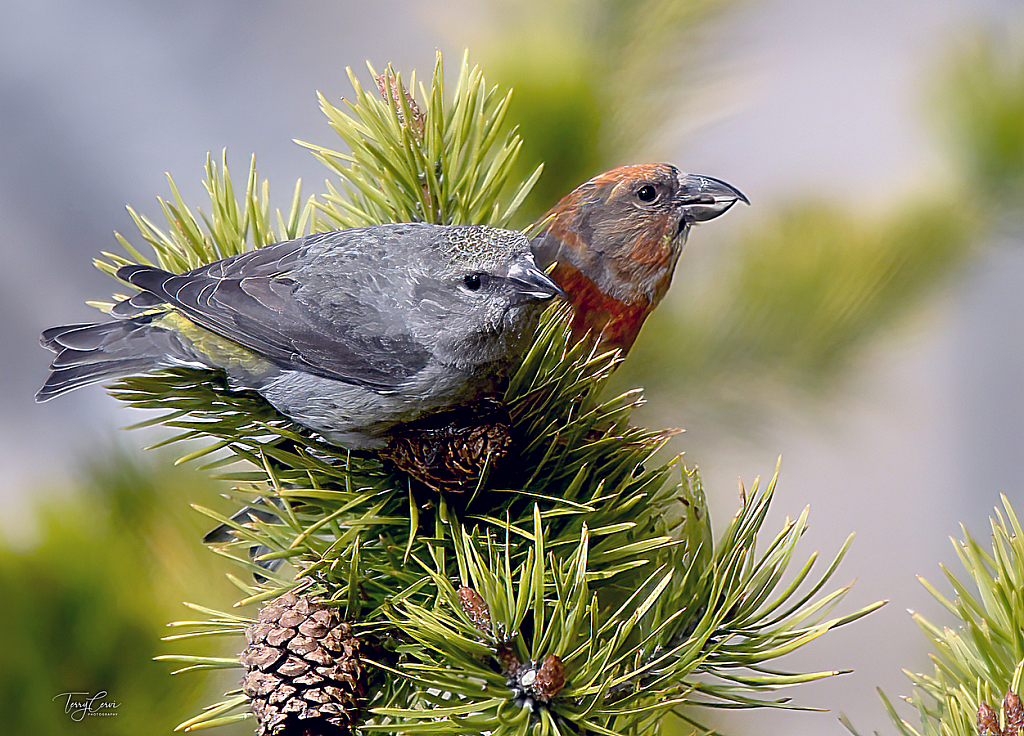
[532, 163, 747, 353]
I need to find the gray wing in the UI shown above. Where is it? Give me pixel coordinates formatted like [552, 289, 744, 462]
[114, 233, 431, 391]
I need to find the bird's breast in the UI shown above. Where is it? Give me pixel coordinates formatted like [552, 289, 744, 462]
[551, 262, 652, 353]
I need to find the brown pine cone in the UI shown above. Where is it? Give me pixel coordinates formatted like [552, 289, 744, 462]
[382, 399, 514, 493]
[241, 592, 367, 736]
[1005, 690, 1023, 736]
[457, 586, 492, 634]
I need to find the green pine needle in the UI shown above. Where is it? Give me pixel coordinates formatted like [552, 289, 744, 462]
[298, 51, 542, 229]
[855, 494, 1024, 736]
[371, 471, 878, 736]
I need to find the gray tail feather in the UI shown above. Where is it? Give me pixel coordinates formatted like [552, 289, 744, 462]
[203, 498, 287, 578]
[40, 323, 98, 351]
[35, 318, 200, 402]
[110, 290, 166, 318]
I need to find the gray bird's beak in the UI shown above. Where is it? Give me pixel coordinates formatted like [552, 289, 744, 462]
[677, 173, 749, 223]
[507, 254, 566, 302]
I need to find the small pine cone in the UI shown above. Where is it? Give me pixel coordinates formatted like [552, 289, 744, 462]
[457, 586, 491, 634]
[241, 592, 367, 736]
[383, 399, 513, 493]
[533, 655, 566, 700]
[375, 71, 424, 139]
[507, 654, 567, 711]
[1006, 690, 1023, 736]
[978, 701, 1001, 736]
[495, 639, 522, 675]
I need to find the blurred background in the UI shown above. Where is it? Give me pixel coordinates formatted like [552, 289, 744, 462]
[1, 0, 1022, 733]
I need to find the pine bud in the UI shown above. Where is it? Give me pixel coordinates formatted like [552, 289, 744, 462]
[495, 639, 521, 674]
[979, 701, 1001, 736]
[507, 654, 567, 711]
[534, 654, 567, 700]
[375, 72, 424, 140]
[1005, 690, 1023, 736]
[457, 586, 492, 634]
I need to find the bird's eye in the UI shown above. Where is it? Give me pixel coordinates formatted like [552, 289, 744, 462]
[637, 184, 658, 203]
[464, 273, 483, 291]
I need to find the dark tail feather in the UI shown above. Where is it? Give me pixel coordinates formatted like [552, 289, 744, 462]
[203, 498, 287, 578]
[35, 318, 202, 402]
[202, 499, 285, 545]
[36, 358, 165, 401]
[40, 323, 97, 351]
[110, 290, 166, 318]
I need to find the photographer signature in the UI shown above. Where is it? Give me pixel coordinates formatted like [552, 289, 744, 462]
[53, 691, 120, 721]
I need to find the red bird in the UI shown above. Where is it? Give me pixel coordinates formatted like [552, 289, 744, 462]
[531, 163, 747, 354]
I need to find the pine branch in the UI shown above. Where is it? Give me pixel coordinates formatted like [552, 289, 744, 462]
[298, 52, 542, 229]
[69, 52, 884, 736]
[848, 495, 1024, 736]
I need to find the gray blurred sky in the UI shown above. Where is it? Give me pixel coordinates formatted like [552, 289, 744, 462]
[1, 1, 1022, 735]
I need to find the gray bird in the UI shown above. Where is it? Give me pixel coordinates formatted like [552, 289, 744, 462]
[36, 222, 564, 448]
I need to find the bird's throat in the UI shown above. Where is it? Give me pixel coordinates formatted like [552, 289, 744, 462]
[551, 262, 652, 353]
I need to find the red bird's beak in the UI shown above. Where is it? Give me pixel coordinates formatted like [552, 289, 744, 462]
[676, 173, 749, 223]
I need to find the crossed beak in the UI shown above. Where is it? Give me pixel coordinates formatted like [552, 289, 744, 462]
[507, 253, 567, 303]
[676, 173, 749, 223]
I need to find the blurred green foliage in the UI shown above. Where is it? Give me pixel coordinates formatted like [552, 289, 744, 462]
[622, 200, 978, 407]
[853, 25, 1024, 736]
[0, 446, 247, 735]
[483, 0, 729, 224]
[488, 46, 603, 223]
[934, 29, 1024, 206]
[482, 0, 990, 414]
